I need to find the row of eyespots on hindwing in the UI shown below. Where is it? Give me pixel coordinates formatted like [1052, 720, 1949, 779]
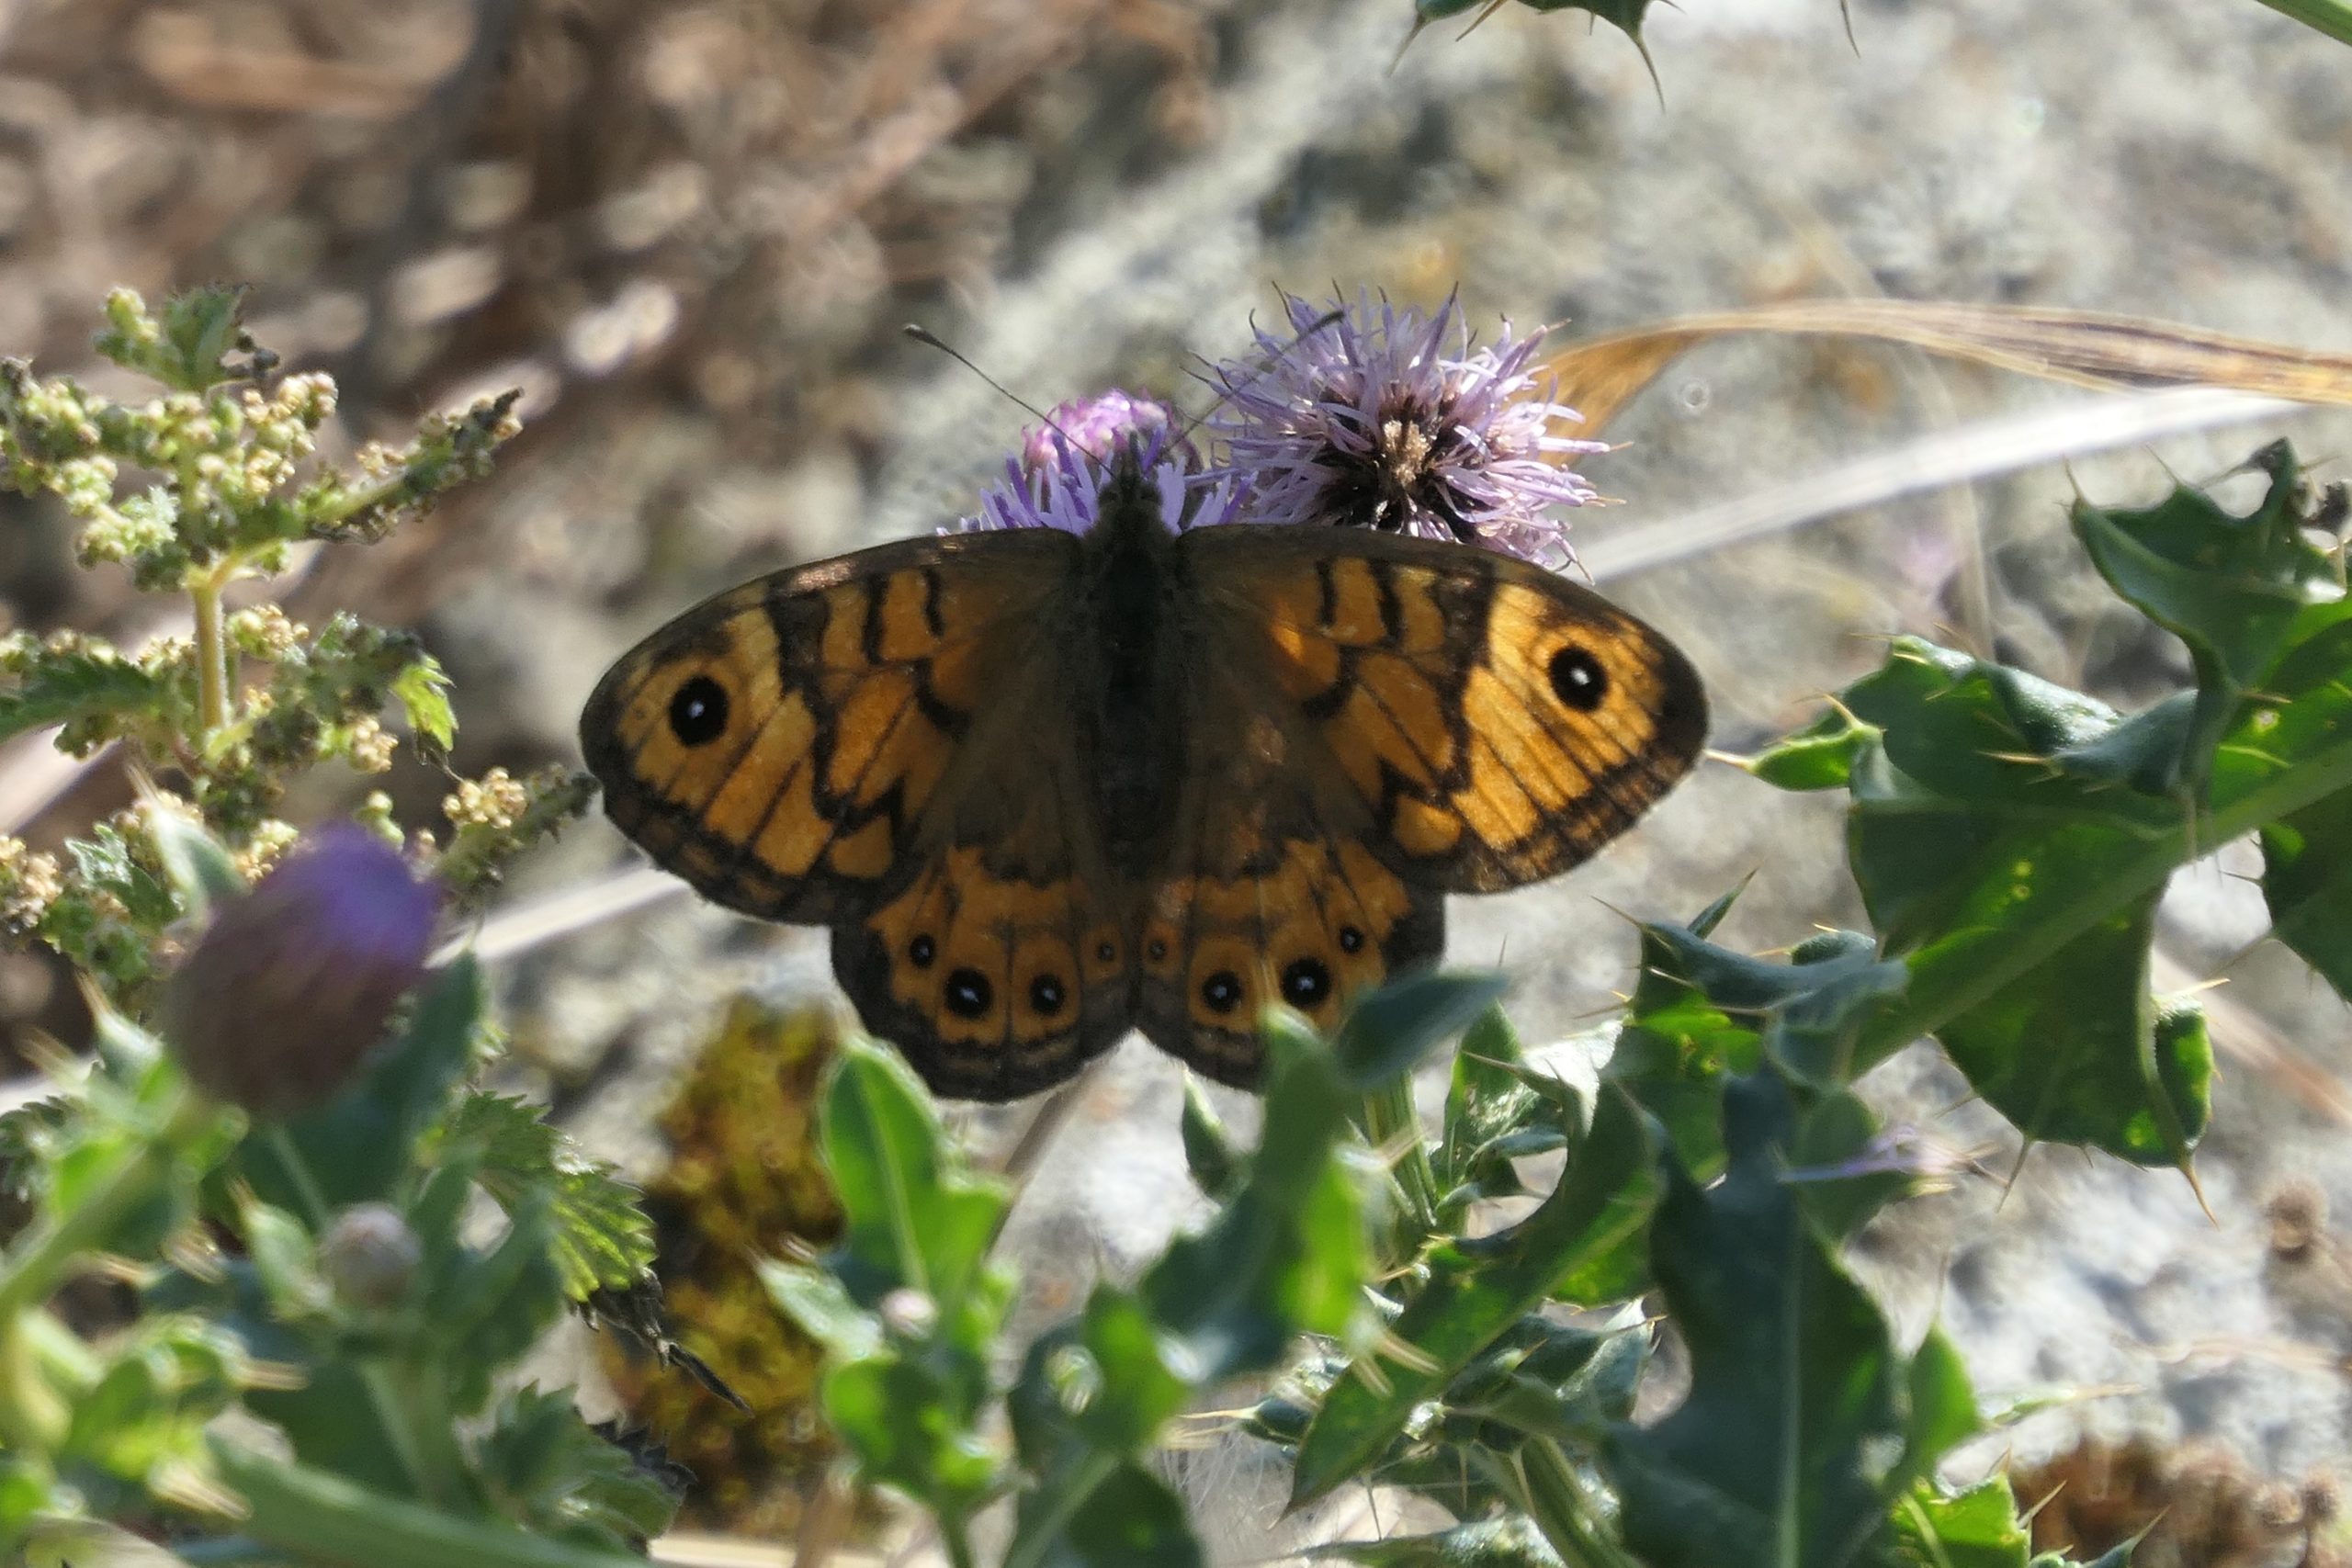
[1139, 840, 1420, 1043]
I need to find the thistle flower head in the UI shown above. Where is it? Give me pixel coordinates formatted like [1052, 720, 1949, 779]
[960, 389, 1235, 537]
[164, 823, 441, 1118]
[1204, 291, 1606, 566]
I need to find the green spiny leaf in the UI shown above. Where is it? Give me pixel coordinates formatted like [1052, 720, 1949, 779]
[435, 1092, 656, 1300]
[2071, 442, 2351, 795]
[1290, 1089, 1658, 1506]
[1605, 1074, 1967, 1568]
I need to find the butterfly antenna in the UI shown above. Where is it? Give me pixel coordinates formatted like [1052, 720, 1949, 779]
[902, 323, 1071, 442]
[1174, 305, 1346, 448]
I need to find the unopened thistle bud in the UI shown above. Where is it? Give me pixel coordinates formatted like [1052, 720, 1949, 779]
[319, 1201, 423, 1308]
[164, 824, 441, 1117]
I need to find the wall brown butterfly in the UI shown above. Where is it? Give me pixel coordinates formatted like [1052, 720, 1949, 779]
[579, 447, 1706, 1100]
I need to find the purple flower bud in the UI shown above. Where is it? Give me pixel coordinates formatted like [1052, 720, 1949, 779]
[319, 1201, 422, 1307]
[165, 824, 442, 1118]
[1018, 390, 1187, 473]
[959, 388, 1235, 538]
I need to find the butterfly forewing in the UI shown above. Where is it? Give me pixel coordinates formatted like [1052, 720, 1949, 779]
[1180, 525, 1709, 894]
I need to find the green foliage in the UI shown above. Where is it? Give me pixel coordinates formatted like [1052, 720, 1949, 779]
[1606, 1076, 1974, 1568]
[0, 286, 590, 998]
[0, 291, 666, 1568]
[767, 983, 1498, 1567]
[1753, 446, 2352, 1165]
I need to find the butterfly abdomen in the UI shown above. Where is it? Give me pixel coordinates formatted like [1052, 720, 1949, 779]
[1077, 457, 1186, 877]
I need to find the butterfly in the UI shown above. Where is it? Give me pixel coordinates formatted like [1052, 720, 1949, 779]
[579, 447, 1707, 1101]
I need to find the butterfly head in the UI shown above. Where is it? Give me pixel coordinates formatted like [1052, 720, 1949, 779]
[965, 397, 1238, 543]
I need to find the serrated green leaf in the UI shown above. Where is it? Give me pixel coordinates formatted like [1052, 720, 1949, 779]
[1439, 1314, 1650, 1452]
[1891, 1477, 2032, 1568]
[2072, 444, 2350, 795]
[1291, 1089, 1658, 1506]
[1608, 920, 1903, 1174]
[2259, 779, 2352, 1000]
[1605, 1074, 1964, 1568]
[474, 1387, 684, 1550]
[435, 1092, 655, 1299]
[1438, 1006, 1550, 1211]
[392, 657, 456, 755]
[65, 824, 179, 931]
[0, 641, 182, 744]
[1801, 639, 2214, 1164]
[1749, 705, 1874, 793]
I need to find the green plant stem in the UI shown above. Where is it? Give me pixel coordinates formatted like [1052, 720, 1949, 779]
[1852, 728, 2352, 1074]
[190, 570, 231, 735]
[939, 1513, 979, 1568]
[1358, 1078, 1441, 1249]
[2249, 0, 2352, 44]
[209, 1438, 647, 1568]
[1519, 1438, 1642, 1568]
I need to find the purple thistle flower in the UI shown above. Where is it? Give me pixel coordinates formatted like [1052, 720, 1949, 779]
[959, 389, 1236, 537]
[1204, 290, 1607, 567]
[164, 824, 442, 1119]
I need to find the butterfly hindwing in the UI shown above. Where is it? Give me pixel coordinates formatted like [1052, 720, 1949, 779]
[1182, 524, 1709, 896]
[834, 845, 1131, 1100]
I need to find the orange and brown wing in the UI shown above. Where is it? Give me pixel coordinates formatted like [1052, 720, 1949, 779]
[580, 529, 1132, 1099]
[579, 530, 1075, 925]
[1181, 525, 1709, 895]
[1134, 756, 1445, 1088]
[1132, 524, 1707, 1088]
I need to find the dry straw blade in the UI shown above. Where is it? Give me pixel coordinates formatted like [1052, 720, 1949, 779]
[1545, 297, 2352, 435]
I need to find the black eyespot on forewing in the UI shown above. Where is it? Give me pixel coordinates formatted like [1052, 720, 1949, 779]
[944, 967, 993, 1019]
[668, 675, 730, 745]
[1546, 645, 1607, 712]
[1337, 924, 1365, 953]
[908, 934, 937, 968]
